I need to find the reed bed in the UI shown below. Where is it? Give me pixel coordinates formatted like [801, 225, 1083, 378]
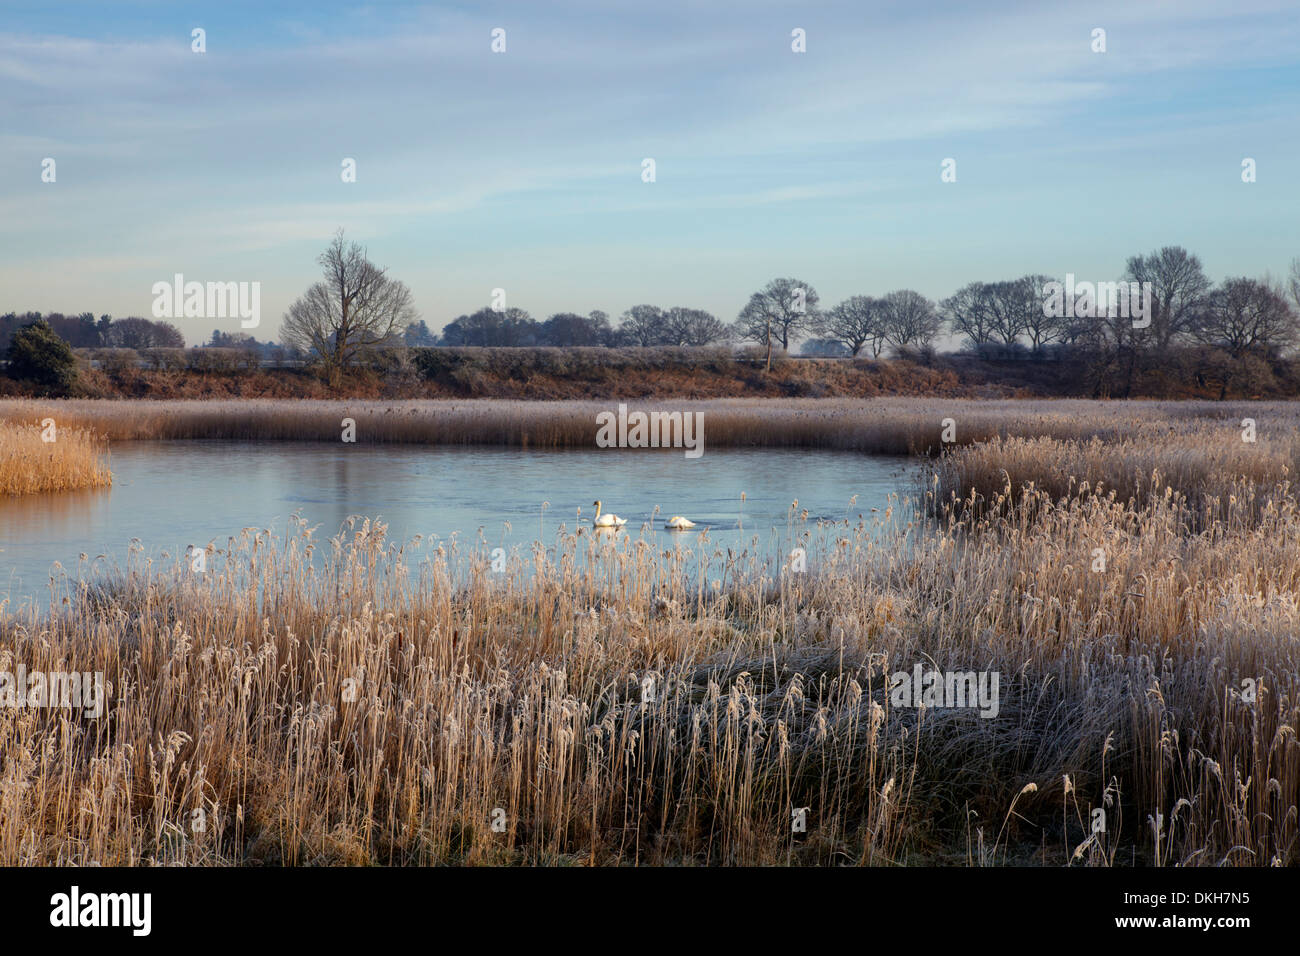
[4, 396, 1292, 516]
[0, 419, 111, 496]
[1, 398, 1296, 865]
[931, 433, 1297, 526]
[0, 396, 1289, 455]
[1, 470, 1296, 865]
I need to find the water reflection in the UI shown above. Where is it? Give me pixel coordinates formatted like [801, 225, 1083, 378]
[1, 441, 912, 606]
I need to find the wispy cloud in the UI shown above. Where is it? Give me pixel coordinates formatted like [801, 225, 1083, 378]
[0, 0, 1297, 339]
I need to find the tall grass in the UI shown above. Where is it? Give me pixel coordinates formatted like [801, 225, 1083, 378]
[4, 396, 1291, 513]
[0, 419, 111, 496]
[930, 433, 1297, 526]
[1, 399, 1296, 865]
[1, 473, 1295, 865]
[0, 396, 1292, 452]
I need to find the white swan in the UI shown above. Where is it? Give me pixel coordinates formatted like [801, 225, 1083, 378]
[665, 516, 696, 530]
[592, 500, 627, 528]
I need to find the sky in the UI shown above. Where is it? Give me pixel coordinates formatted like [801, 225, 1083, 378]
[1, 0, 1298, 346]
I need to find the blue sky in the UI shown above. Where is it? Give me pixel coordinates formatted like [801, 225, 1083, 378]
[2, 0, 1298, 345]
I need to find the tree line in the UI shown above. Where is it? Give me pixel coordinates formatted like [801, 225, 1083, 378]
[7, 235, 1299, 398]
[0, 312, 186, 352]
[758, 249, 1300, 364]
[296, 240, 1300, 382]
[436, 305, 730, 349]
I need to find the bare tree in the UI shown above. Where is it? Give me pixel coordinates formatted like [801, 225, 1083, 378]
[618, 304, 668, 346]
[1016, 274, 1063, 352]
[280, 231, 417, 385]
[978, 281, 1023, 346]
[663, 307, 728, 346]
[817, 295, 887, 357]
[1071, 292, 1152, 398]
[1124, 246, 1212, 349]
[880, 289, 941, 352]
[941, 282, 996, 350]
[735, 277, 820, 370]
[1192, 277, 1297, 358]
[1289, 257, 1300, 313]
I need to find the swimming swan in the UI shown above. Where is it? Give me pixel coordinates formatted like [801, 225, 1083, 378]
[665, 516, 696, 530]
[592, 500, 627, 528]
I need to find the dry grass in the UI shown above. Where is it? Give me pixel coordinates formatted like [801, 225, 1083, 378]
[0, 419, 111, 496]
[1, 469, 1296, 865]
[0, 398, 1296, 866]
[0, 396, 1290, 452]
[931, 432, 1297, 528]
